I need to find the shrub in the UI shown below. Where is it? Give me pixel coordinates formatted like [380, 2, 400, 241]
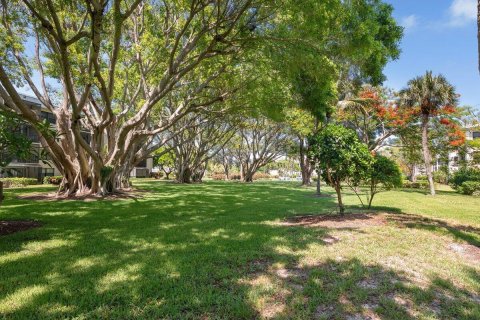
[43, 176, 63, 185]
[403, 180, 429, 189]
[253, 172, 271, 180]
[0, 177, 38, 188]
[451, 168, 480, 190]
[433, 171, 448, 184]
[150, 172, 163, 179]
[366, 155, 403, 208]
[416, 175, 428, 181]
[211, 173, 226, 180]
[459, 181, 480, 195]
[229, 174, 241, 181]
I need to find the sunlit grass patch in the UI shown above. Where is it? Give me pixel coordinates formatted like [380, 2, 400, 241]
[0, 180, 479, 319]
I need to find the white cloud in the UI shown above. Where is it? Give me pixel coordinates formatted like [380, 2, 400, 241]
[448, 0, 476, 26]
[401, 15, 418, 32]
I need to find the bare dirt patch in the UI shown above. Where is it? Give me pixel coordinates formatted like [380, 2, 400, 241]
[283, 213, 388, 229]
[17, 189, 145, 202]
[0, 220, 41, 236]
[448, 243, 480, 264]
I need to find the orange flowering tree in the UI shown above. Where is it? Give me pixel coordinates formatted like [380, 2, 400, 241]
[337, 86, 410, 151]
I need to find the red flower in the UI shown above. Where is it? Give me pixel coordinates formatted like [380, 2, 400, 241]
[440, 118, 451, 125]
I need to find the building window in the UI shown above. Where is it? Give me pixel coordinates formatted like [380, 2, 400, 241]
[40, 111, 56, 124]
[18, 125, 39, 142]
[473, 131, 480, 139]
[39, 168, 54, 181]
[137, 159, 147, 167]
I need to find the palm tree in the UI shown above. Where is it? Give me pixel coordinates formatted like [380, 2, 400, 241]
[399, 71, 458, 196]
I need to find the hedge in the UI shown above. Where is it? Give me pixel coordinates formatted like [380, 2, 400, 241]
[403, 180, 429, 189]
[0, 177, 38, 188]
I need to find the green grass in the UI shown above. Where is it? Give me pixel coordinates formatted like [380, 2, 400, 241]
[0, 180, 479, 319]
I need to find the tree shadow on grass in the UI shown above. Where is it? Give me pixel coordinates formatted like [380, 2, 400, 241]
[237, 257, 480, 319]
[368, 209, 480, 248]
[0, 181, 479, 319]
[0, 181, 338, 318]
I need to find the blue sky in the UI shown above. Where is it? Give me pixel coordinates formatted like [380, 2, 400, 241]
[384, 0, 479, 108]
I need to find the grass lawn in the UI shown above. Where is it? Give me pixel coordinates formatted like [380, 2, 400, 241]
[0, 180, 479, 319]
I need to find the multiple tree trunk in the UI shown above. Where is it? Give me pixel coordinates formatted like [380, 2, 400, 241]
[232, 118, 289, 183]
[0, 0, 255, 196]
[170, 114, 235, 183]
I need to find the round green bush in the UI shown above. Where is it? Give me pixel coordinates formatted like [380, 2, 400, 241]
[459, 181, 480, 196]
[451, 168, 480, 190]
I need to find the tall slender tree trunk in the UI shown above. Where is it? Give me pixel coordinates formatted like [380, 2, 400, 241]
[0, 180, 3, 205]
[421, 114, 435, 196]
[316, 170, 321, 195]
[223, 163, 229, 181]
[240, 163, 245, 181]
[334, 182, 344, 215]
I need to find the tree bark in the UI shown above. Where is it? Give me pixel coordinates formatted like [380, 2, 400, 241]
[244, 173, 254, 182]
[0, 180, 3, 205]
[334, 182, 344, 215]
[299, 137, 313, 186]
[316, 170, 321, 195]
[421, 114, 435, 196]
[409, 165, 417, 182]
[176, 166, 192, 183]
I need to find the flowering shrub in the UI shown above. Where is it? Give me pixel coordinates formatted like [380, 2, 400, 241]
[43, 176, 63, 185]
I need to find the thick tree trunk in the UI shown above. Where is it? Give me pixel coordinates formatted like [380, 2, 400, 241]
[243, 164, 255, 182]
[191, 168, 205, 183]
[244, 173, 254, 182]
[176, 166, 192, 183]
[299, 137, 313, 186]
[421, 114, 435, 196]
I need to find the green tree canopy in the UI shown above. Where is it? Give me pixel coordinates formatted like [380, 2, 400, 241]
[308, 124, 373, 214]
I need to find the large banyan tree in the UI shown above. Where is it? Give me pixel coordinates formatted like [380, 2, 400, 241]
[0, 0, 402, 195]
[0, 0, 266, 195]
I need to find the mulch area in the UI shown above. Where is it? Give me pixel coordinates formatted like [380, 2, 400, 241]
[0, 220, 42, 236]
[17, 189, 145, 202]
[283, 213, 388, 228]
